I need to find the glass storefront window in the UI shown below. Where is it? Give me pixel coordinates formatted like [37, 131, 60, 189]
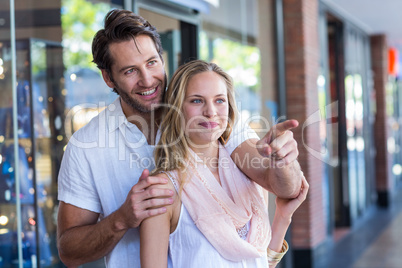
[392, 79, 402, 184]
[62, 0, 121, 136]
[388, 75, 402, 186]
[0, 1, 122, 267]
[344, 28, 370, 220]
[0, 37, 62, 268]
[199, 0, 263, 132]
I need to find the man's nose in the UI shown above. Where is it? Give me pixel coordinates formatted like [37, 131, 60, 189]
[138, 69, 153, 87]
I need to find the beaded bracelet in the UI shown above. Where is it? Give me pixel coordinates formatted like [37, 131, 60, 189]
[267, 240, 289, 266]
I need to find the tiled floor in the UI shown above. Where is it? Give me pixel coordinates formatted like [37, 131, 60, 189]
[327, 187, 402, 268]
[353, 213, 402, 268]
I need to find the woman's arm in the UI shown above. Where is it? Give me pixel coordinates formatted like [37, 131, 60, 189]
[140, 177, 177, 268]
[268, 175, 309, 267]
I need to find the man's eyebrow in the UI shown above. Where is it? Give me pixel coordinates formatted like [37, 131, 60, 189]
[118, 55, 160, 73]
[119, 65, 135, 73]
[147, 55, 159, 61]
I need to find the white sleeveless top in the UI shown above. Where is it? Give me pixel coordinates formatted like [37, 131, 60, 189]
[166, 175, 268, 268]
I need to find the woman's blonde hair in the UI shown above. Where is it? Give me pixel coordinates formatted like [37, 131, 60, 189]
[153, 60, 238, 175]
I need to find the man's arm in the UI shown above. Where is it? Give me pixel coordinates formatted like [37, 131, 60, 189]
[57, 202, 123, 267]
[231, 120, 302, 199]
[57, 170, 174, 267]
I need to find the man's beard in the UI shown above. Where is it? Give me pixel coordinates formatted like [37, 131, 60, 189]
[114, 74, 167, 114]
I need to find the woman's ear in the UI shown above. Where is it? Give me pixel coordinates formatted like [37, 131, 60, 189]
[101, 69, 115, 88]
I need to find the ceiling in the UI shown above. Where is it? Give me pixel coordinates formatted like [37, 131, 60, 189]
[324, 0, 402, 50]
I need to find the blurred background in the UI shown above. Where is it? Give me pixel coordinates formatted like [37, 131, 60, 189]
[1, 0, 402, 267]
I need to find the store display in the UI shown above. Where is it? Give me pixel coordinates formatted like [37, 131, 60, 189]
[0, 38, 65, 267]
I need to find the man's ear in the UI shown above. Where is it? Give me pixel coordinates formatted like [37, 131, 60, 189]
[101, 69, 115, 88]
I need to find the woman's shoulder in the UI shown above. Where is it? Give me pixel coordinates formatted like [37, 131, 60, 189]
[156, 171, 169, 180]
[149, 171, 178, 193]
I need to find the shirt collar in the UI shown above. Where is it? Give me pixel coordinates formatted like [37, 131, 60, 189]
[106, 97, 128, 133]
[105, 97, 162, 145]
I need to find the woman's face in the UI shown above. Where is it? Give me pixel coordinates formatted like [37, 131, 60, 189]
[182, 71, 229, 148]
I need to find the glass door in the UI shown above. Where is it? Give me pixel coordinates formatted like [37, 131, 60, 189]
[326, 18, 351, 228]
[30, 39, 65, 267]
[135, 0, 200, 80]
[344, 27, 375, 223]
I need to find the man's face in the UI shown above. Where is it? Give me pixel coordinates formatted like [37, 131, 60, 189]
[102, 35, 166, 116]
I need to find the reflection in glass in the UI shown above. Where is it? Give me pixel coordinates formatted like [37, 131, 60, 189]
[199, 0, 261, 130]
[62, 0, 117, 135]
[344, 30, 368, 220]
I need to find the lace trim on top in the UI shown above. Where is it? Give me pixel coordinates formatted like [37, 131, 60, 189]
[237, 223, 249, 239]
[160, 171, 179, 193]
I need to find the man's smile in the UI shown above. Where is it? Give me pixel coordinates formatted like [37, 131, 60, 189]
[138, 87, 157, 96]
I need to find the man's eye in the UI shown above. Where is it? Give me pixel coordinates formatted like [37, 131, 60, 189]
[126, 68, 137, 75]
[148, 60, 157, 66]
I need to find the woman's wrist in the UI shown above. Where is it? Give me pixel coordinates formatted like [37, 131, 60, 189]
[273, 211, 292, 225]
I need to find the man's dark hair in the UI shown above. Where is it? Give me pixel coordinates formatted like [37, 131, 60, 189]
[92, 9, 163, 77]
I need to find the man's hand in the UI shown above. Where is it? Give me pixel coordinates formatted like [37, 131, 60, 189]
[115, 169, 175, 230]
[57, 169, 174, 267]
[256, 119, 299, 168]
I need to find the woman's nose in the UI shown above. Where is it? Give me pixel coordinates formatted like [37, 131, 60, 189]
[203, 102, 217, 118]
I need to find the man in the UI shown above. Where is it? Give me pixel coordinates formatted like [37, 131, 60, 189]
[57, 9, 302, 267]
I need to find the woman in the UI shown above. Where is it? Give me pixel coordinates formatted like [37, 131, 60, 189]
[140, 60, 308, 268]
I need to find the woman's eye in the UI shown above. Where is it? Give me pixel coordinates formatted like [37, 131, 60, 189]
[191, 99, 202, 104]
[217, 99, 225, 103]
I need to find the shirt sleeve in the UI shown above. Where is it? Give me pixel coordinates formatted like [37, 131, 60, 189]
[58, 136, 102, 214]
[224, 119, 260, 155]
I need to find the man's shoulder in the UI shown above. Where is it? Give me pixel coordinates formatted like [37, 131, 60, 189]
[69, 102, 120, 141]
[64, 110, 110, 152]
[70, 98, 122, 136]
[70, 113, 103, 140]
